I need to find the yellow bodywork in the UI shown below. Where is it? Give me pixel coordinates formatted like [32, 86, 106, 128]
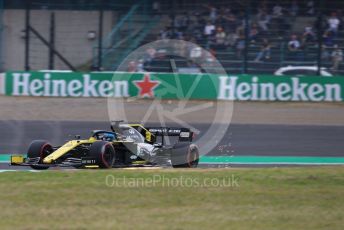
[11, 155, 25, 164]
[42, 137, 96, 164]
[27, 124, 152, 164]
[128, 124, 153, 142]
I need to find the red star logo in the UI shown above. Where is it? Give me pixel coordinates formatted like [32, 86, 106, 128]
[133, 74, 160, 98]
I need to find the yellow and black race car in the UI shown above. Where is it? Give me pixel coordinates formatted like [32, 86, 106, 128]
[10, 121, 199, 169]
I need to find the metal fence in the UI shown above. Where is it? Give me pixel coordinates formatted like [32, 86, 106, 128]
[0, 0, 3, 71]
[14, 0, 157, 71]
[3, 0, 344, 76]
[6, 0, 142, 71]
[136, 0, 344, 76]
[33, 1, 128, 71]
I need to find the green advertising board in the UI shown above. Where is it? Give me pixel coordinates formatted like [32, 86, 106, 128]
[3, 71, 344, 102]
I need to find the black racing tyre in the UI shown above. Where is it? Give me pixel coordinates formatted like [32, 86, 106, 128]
[171, 143, 199, 168]
[89, 141, 115, 169]
[27, 140, 53, 170]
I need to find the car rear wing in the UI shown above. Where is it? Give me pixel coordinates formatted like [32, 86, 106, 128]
[146, 127, 194, 142]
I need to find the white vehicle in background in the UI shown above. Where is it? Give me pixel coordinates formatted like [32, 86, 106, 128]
[274, 66, 332, 77]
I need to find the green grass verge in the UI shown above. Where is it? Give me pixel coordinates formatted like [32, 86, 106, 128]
[0, 167, 343, 230]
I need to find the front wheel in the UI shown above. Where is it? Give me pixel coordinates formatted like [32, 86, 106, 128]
[171, 143, 199, 168]
[27, 140, 53, 170]
[89, 141, 115, 169]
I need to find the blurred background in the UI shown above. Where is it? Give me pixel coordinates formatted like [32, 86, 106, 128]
[1, 0, 344, 76]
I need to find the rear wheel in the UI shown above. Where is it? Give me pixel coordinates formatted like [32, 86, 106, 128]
[171, 143, 199, 168]
[89, 141, 115, 169]
[27, 140, 53, 170]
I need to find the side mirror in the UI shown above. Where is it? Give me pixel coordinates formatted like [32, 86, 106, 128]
[75, 135, 81, 139]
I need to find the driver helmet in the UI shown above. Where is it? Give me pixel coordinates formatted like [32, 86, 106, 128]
[103, 133, 115, 141]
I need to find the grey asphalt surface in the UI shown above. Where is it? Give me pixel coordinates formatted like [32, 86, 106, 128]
[0, 120, 343, 156]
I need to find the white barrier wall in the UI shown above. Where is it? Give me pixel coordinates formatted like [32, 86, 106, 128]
[0, 73, 4, 95]
[2, 10, 117, 71]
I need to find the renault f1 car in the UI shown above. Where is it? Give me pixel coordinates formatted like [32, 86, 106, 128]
[10, 121, 199, 169]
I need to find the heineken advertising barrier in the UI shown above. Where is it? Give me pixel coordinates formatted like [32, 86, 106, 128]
[2, 71, 344, 102]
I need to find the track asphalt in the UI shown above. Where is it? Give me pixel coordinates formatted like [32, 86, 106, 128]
[1, 120, 344, 156]
[0, 120, 343, 169]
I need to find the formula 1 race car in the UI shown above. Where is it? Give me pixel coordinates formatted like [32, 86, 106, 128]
[10, 121, 199, 169]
